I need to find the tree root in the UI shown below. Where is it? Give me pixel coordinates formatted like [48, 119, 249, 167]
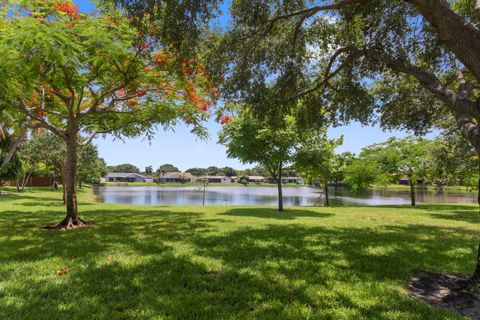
[43, 216, 94, 230]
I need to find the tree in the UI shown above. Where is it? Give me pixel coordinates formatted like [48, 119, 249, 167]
[157, 163, 180, 175]
[238, 176, 249, 186]
[144, 165, 153, 175]
[295, 130, 342, 206]
[428, 131, 479, 193]
[344, 157, 378, 193]
[332, 152, 355, 186]
[107, 164, 140, 174]
[0, 1, 216, 229]
[77, 144, 106, 188]
[221, 0, 480, 153]
[222, 166, 237, 177]
[185, 167, 208, 176]
[219, 108, 303, 211]
[345, 137, 431, 206]
[0, 133, 23, 186]
[380, 137, 431, 206]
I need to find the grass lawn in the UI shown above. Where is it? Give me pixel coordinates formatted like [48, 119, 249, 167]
[0, 187, 479, 319]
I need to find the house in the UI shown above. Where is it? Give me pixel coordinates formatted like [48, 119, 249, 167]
[247, 176, 266, 183]
[282, 177, 304, 184]
[144, 176, 153, 183]
[266, 176, 305, 184]
[204, 176, 233, 183]
[157, 172, 194, 183]
[105, 173, 147, 183]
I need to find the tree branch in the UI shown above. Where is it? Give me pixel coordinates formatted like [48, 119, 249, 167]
[18, 100, 67, 139]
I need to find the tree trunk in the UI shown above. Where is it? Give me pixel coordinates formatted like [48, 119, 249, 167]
[276, 176, 284, 212]
[410, 178, 416, 207]
[45, 131, 89, 230]
[411, 0, 480, 81]
[472, 171, 480, 292]
[324, 179, 330, 206]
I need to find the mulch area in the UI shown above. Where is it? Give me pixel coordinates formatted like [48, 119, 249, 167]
[409, 272, 480, 319]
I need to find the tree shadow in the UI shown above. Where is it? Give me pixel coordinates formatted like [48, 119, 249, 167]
[222, 207, 335, 220]
[1, 205, 478, 319]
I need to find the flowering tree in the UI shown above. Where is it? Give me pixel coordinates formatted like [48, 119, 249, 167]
[0, 0, 218, 229]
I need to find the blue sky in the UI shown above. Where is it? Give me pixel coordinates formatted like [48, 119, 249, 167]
[75, 0, 438, 171]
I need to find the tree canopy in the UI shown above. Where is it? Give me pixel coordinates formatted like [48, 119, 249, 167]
[0, 0, 217, 228]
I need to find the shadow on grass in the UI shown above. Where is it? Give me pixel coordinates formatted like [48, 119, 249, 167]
[1, 205, 478, 319]
[222, 207, 335, 220]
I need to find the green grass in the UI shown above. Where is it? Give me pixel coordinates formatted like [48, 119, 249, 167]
[0, 187, 479, 319]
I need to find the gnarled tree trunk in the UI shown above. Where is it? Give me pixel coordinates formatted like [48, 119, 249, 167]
[45, 128, 89, 230]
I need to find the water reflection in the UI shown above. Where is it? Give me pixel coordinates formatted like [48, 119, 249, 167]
[94, 186, 477, 206]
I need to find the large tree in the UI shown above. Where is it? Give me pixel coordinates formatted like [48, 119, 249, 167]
[0, 0, 217, 229]
[217, 0, 480, 290]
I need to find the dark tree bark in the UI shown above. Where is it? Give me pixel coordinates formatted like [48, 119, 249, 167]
[409, 177, 416, 207]
[324, 179, 330, 207]
[276, 171, 284, 212]
[472, 166, 480, 291]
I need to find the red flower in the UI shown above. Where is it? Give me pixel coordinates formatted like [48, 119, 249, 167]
[220, 115, 232, 125]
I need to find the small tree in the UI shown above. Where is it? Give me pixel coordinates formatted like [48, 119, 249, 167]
[295, 132, 342, 206]
[219, 109, 302, 212]
[0, 1, 216, 229]
[238, 176, 248, 186]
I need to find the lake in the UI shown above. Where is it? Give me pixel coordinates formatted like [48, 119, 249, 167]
[94, 186, 478, 206]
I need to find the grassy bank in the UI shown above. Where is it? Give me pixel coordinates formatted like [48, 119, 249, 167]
[0, 187, 479, 319]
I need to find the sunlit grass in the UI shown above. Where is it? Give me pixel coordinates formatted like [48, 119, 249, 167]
[0, 187, 478, 319]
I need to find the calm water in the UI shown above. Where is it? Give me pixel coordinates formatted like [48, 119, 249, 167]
[94, 186, 478, 206]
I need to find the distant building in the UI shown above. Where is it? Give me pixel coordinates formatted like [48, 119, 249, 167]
[266, 176, 305, 184]
[105, 173, 147, 183]
[158, 172, 194, 183]
[144, 176, 153, 183]
[204, 176, 233, 183]
[282, 177, 304, 184]
[247, 176, 266, 183]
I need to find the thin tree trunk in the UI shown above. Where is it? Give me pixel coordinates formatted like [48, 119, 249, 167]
[410, 178, 416, 206]
[64, 137, 79, 222]
[277, 177, 284, 212]
[324, 179, 330, 206]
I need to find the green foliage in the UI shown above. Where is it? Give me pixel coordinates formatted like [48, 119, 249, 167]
[0, 0, 216, 140]
[238, 176, 249, 186]
[295, 130, 342, 185]
[344, 158, 378, 193]
[157, 164, 180, 174]
[107, 164, 140, 174]
[219, 108, 302, 180]
[78, 145, 107, 185]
